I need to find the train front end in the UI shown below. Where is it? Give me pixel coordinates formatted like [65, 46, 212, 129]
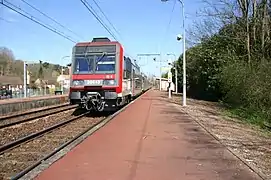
[69, 38, 123, 112]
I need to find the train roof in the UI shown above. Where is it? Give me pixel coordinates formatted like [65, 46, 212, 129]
[75, 37, 142, 71]
[124, 55, 139, 69]
[75, 37, 121, 47]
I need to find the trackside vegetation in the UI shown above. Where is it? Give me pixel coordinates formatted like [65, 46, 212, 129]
[171, 0, 271, 129]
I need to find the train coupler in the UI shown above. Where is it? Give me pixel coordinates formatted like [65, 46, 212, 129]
[81, 92, 105, 112]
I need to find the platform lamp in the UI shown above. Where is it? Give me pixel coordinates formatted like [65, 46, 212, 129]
[161, 0, 186, 106]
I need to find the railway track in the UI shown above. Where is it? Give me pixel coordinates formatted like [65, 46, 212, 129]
[0, 112, 89, 153]
[0, 103, 71, 120]
[0, 103, 77, 129]
[0, 103, 77, 127]
[0, 111, 106, 180]
[0, 89, 150, 180]
[0, 107, 80, 147]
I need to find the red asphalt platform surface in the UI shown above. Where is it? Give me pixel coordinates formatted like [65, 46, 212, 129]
[35, 90, 261, 180]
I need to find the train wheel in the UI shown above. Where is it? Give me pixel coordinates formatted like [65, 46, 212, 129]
[127, 95, 132, 104]
[70, 100, 75, 105]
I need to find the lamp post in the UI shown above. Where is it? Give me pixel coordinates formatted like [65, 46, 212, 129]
[61, 56, 70, 94]
[161, 0, 186, 106]
[23, 61, 36, 98]
[167, 53, 178, 94]
[23, 61, 27, 98]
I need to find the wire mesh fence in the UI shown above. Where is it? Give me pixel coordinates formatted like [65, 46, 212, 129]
[0, 87, 69, 100]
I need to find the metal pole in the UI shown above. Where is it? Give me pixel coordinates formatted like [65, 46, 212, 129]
[168, 69, 173, 98]
[61, 67, 64, 93]
[168, 82, 171, 98]
[23, 61, 27, 98]
[167, 53, 177, 94]
[181, 1, 186, 106]
[159, 59, 162, 91]
[175, 68, 178, 94]
[161, 0, 186, 105]
[132, 66, 134, 95]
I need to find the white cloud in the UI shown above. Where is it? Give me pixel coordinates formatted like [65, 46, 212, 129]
[0, 17, 13, 23]
[5, 7, 18, 15]
[7, 17, 17, 22]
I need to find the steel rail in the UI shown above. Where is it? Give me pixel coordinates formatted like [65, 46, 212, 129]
[10, 88, 152, 180]
[0, 105, 77, 129]
[0, 103, 71, 121]
[0, 112, 88, 154]
[11, 116, 107, 180]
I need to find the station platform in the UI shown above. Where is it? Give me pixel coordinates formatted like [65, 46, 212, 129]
[34, 90, 261, 180]
[0, 94, 68, 116]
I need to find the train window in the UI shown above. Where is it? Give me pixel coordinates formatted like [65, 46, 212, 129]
[124, 70, 131, 79]
[123, 56, 132, 79]
[95, 55, 116, 73]
[125, 57, 132, 72]
[123, 57, 126, 70]
[74, 57, 94, 73]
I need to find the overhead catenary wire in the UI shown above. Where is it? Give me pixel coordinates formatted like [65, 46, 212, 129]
[78, 0, 139, 68]
[79, 0, 137, 66]
[79, 0, 118, 41]
[88, 0, 135, 61]
[4, 0, 68, 37]
[91, 0, 122, 39]
[0, 0, 77, 43]
[159, 0, 176, 56]
[20, 0, 84, 40]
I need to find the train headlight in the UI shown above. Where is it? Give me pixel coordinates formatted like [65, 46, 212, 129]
[72, 80, 84, 86]
[103, 79, 116, 86]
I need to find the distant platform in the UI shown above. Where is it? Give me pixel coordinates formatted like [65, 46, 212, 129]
[0, 94, 68, 116]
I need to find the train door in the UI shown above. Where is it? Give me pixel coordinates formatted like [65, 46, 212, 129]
[132, 68, 135, 96]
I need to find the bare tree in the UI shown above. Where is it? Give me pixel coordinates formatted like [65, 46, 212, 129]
[261, 0, 268, 60]
[194, 0, 271, 64]
[252, 0, 257, 43]
[0, 47, 15, 75]
[237, 0, 251, 64]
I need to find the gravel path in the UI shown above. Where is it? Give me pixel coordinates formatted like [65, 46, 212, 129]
[164, 93, 271, 179]
[0, 116, 104, 180]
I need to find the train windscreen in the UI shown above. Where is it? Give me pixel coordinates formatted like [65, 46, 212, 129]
[73, 45, 116, 74]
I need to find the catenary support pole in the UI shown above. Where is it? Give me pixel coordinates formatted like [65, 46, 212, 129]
[23, 61, 27, 98]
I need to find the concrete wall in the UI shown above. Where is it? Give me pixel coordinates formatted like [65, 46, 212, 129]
[0, 95, 69, 116]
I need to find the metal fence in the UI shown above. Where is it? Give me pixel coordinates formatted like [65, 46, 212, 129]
[0, 87, 69, 100]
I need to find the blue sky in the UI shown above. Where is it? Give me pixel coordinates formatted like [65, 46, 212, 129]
[0, 0, 204, 77]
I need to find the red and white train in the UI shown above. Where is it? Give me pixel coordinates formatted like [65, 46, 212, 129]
[69, 37, 151, 111]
